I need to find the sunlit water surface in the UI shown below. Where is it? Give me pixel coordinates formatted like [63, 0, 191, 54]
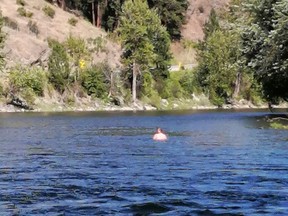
[0, 110, 287, 215]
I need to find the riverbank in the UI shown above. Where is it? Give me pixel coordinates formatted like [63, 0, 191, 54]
[0, 96, 286, 113]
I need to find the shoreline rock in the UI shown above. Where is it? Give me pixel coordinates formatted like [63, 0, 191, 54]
[0, 100, 286, 113]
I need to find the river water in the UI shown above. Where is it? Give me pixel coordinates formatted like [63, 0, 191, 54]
[0, 109, 287, 215]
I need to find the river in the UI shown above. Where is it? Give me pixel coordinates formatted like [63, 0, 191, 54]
[0, 109, 287, 215]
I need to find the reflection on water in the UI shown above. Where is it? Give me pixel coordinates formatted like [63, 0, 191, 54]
[0, 110, 287, 215]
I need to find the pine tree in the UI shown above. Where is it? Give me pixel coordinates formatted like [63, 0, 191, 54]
[118, 0, 171, 103]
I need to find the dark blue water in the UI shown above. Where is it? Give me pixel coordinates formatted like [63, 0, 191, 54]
[0, 110, 287, 215]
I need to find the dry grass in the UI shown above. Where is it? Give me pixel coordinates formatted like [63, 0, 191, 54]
[182, 0, 230, 41]
[0, 0, 230, 69]
[175, 0, 230, 64]
[0, 0, 121, 69]
[170, 42, 197, 65]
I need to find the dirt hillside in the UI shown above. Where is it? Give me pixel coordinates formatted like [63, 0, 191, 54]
[182, 0, 230, 41]
[0, 0, 229, 68]
[0, 0, 121, 69]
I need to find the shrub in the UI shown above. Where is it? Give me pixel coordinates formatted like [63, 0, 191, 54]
[3, 16, 19, 30]
[42, 5, 55, 18]
[0, 83, 4, 97]
[161, 72, 185, 99]
[48, 39, 70, 93]
[179, 69, 201, 96]
[17, 7, 27, 17]
[80, 64, 109, 98]
[17, 7, 33, 17]
[27, 20, 39, 35]
[9, 66, 47, 96]
[65, 35, 88, 61]
[141, 72, 154, 97]
[87, 36, 107, 54]
[16, 0, 26, 6]
[68, 17, 78, 26]
[26, 11, 33, 18]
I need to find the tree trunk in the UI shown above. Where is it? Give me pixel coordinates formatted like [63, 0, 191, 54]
[96, 1, 101, 28]
[232, 72, 241, 98]
[132, 61, 137, 104]
[92, 2, 96, 26]
[108, 72, 113, 97]
[60, 0, 66, 10]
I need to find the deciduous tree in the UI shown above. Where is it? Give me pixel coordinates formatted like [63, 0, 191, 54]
[242, 0, 288, 103]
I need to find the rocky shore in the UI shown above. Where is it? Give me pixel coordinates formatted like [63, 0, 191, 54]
[0, 97, 286, 113]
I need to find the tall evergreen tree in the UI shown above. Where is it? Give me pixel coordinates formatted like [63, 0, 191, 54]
[118, 0, 171, 103]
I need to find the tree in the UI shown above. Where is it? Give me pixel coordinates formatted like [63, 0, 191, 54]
[242, 0, 288, 103]
[196, 6, 246, 106]
[197, 30, 242, 105]
[48, 40, 70, 93]
[147, 0, 188, 40]
[118, 0, 171, 104]
[102, 0, 124, 31]
[203, 8, 220, 40]
[0, 11, 5, 72]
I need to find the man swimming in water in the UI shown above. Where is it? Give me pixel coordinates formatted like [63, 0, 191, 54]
[153, 127, 168, 141]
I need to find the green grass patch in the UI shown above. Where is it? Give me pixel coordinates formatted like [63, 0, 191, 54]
[270, 122, 288, 130]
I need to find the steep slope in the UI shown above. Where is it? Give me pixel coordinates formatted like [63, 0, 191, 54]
[0, 0, 230, 69]
[171, 0, 230, 65]
[0, 0, 121, 69]
[182, 0, 230, 41]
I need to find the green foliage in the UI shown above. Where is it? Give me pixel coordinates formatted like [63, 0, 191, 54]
[65, 35, 88, 63]
[147, 0, 189, 40]
[80, 63, 109, 98]
[0, 82, 4, 97]
[87, 36, 107, 54]
[161, 72, 184, 99]
[181, 39, 197, 51]
[27, 20, 39, 35]
[16, 0, 26, 6]
[118, 0, 171, 101]
[17, 7, 33, 18]
[0, 12, 5, 71]
[141, 92, 162, 109]
[196, 28, 242, 106]
[68, 17, 78, 26]
[42, 5, 55, 18]
[141, 72, 154, 97]
[203, 8, 220, 40]
[103, 0, 188, 40]
[119, 0, 156, 70]
[48, 39, 70, 93]
[239, 71, 263, 105]
[17, 7, 26, 16]
[65, 35, 90, 81]
[102, 0, 122, 31]
[8, 66, 47, 96]
[242, 0, 288, 103]
[270, 122, 288, 130]
[3, 16, 19, 30]
[179, 69, 201, 96]
[141, 72, 162, 108]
